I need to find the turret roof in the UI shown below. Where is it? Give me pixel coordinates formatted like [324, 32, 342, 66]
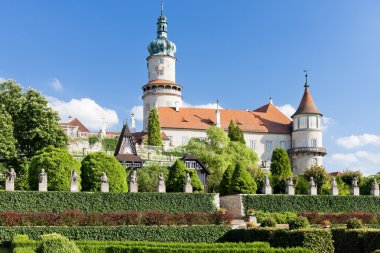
[292, 85, 321, 117]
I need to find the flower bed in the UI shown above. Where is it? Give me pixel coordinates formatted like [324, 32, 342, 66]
[0, 210, 233, 226]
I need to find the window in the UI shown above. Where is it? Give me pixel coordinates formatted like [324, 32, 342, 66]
[311, 139, 317, 147]
[280, 141, 286, 149]
[299, 116, 307, 128]
[159, 69, 164, 75]
[182, 136, 189, 145]
[167, 136, 173, 146]
[265, 141, 273, 159]
[309, 116, 317, 128]
[159, 59, 164, 64]
[250, 140, 256, 150]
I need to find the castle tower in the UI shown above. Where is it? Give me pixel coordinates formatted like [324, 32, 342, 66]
[142, 3, 183, 130]
[289, 73, 327, 175]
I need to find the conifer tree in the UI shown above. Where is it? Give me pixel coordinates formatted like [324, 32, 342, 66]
[228, 120, 245, 144]
[219, 164, 235, 195]
[147, 108, 163, 146]
[167, 159, 187, 192]
[229, 162, 257, 194]
[270, 148, 292, 179]
[187, 169, 204, 192]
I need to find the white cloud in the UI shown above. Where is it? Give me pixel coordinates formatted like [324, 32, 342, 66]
[337, 134, 380, 149]
[47, 96, 119, 130]
[326, 150, 380, 175]
[51, 78, 63, 91]
[277, 104, 296, 119]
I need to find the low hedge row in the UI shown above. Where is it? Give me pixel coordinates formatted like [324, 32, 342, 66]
[219, 228, 334, 253]
[0, 226, 231, 244]
[298, 211, 380, 224]
[332, 229, 380, 253]
[243, 195, 380, 213]
[0, 191, 218, 213]
[0, 210, 233, 226]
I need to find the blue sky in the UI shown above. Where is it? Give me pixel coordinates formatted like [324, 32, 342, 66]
[1, 0, 380, 174]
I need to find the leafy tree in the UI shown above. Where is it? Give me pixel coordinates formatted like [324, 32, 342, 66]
[184, 126, 259, 192]
[134, 165, 169, 192]
[28, 146, 81, 191]
[147, 108, 162, 146]
[229, 162, 257, 194]
[303, 165, 330, 194]
[359, 173, 380, 195]
[228, 120, 245, 144]
[270, 148, 292, 193]
[81, 152, 128, 192]
[187, 169, 204, 193]
[340, 169, 363, 186]
[88, 136, 99, 147]
[219, 164, 234, 195]
[0, 106, 16, 160]
[167, 159, 187, 192]
[101, 137, 119, 152]
[247, 165, 266, 194]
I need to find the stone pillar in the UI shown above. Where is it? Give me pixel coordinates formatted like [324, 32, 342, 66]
[38, 169, 48, 192]
[184, 173, 193, 193]
[262, 175, 272, 195]
[330, 177, 339, 196]
[371, 179, 379, 196]
[100, 172, 109, 192]
[157, 173, 166, 193]
[308, 177, 317, 195]
[350, 177, 360, 196]
[70, 170, 79, 192]
[5, 168, 16, 191]
[285, 178, 295, 195]
[128, 170, 138, 193]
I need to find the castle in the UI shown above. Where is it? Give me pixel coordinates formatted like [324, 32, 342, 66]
[138, 4, 327, 175]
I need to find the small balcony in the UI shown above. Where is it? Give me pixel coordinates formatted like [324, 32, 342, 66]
[287, 147, 327, 156]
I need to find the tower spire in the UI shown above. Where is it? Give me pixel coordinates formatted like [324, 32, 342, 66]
[161, 2, 164, 16]
[304, 70, 309, 88]
[156, 2, 168, 38]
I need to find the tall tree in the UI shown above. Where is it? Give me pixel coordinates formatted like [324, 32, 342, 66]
[229, 162, 257, 194]
[219, 164, 235, 195]
[167, 159, 187, 192]
[228, 120, 245, 144]
[303, 165, 330, 194]
[147, 108, 163, 146]
[270, 148, 292, 178]
[0, 106, 17, 161]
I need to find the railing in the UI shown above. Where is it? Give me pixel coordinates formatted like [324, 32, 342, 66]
[287, 147, 327, 155]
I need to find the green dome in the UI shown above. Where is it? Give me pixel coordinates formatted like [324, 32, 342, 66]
[147, 8, 176, 57]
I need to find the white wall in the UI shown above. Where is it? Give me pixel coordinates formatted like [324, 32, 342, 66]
[148, 55, 176, 82]
[292, 130, 323, 147]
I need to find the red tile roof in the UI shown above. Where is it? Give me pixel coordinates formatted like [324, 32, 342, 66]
[61, 118, 90, 133]
[292, 86, 321, 117]
[158, 103, 292, 134]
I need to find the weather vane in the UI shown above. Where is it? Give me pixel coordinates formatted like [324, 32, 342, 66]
[303, 70, 309, 87]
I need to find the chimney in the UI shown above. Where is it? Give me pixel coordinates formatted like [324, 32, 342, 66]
[131, 113, 136, 133]
[216, 100, 221, 128]
[175, 101, 179, 112]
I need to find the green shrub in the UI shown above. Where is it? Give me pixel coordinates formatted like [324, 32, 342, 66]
[331, 229, 362, 253]
[346, 218, 364, 229]
[228, 120, 245, 144]
[88, 136, 100, 146]
[0, 225, 231, 244]
[303, 166, 330, 194]
[167, 160, 187, 192]
[229, 162, 257, 194]
[147, 108, 163, 146]
[0, 191, 218, 213]
[288, 216, 309, 230]
[260, 217, 277, 227]
[255, 211, 297, 224]
[219, 164, 234, 196]
[187, 169, 204, 193]
[242, 195, 380, 213]
[134, 165, 169, 192]
[28, 146, 81, 191]
[101, 138, 118, 152]
[37, 233, 80, 253]
[81, 152, 127, 192]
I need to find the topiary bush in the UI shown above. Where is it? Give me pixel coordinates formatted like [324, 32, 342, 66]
[219, 164, 234, 196]
[288, 216, 309, 230]
[81, 152, 127, 192]
[37, 233, 80, 253]
[28, 146, 81, 191]
[260, 217, 277, 227]
[346, 218, 364, 229]
[229, 162, 257, 194]
[167, 160, 187, 192]
[187, 169, 204, 193]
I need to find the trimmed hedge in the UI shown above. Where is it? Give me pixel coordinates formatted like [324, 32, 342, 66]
[332, 228, 380, 253]
[219, 228, 334, 253]
[0, 191, 218, 213]
[243, 195, 380, 213]
[0, 226, 231, 244]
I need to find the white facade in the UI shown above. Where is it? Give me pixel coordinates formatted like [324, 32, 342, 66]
[148, 55, 176, 82]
